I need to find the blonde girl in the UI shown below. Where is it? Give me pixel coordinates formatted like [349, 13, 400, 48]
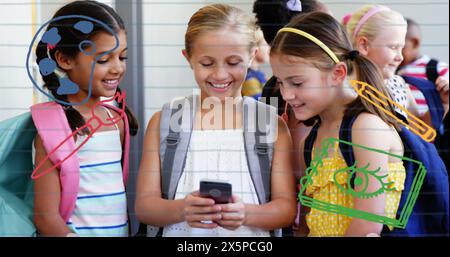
[136, 4, 296, 237]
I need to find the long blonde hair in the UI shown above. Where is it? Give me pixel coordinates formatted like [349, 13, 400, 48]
[184, 4, 258, 57]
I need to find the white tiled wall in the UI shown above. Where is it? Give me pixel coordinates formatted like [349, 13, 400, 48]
[0, 0, 34, 121]
[0, 0, 448, 123]
[141, 0, 449, 126]
[0, 0, 114, 121]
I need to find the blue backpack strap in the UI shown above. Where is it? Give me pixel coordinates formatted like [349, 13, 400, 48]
[338, 115, 357, 167]
[337, 115, 359, 188]
[401, 75, 444, 134]
[303, 121, 321, 168]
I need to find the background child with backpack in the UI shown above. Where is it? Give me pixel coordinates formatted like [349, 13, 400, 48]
[345, 6, 449, 202]
[345, 5, 448, 124]
[135, 3, 296, 237]
[270, 12, 407, 236]
[397, 17, 450, 218]
[241, 27, 269, 100]
[31, 0, 138, 236]
[397, 18, 449, 118]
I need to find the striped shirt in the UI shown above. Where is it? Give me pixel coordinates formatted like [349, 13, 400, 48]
[397, 55, 449, 115]
[32, 108, 128, 237]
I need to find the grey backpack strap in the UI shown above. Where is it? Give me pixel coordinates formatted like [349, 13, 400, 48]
[160, 95, 196, 200]
[159, 101, 180, 200]
[243, 97, 276, 204]
[146, 96, 196, 237]
[243, 97, 280, 237]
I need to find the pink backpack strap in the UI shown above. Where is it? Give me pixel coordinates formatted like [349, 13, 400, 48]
[30, 102, 79, 223]
[102, 104, 130, 184]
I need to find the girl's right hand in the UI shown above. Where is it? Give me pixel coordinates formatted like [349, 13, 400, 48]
[435, 76, 449, 105]
[183, 191, 222, 229]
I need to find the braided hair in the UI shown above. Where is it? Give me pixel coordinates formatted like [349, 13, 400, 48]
[35, 0, 138, 136]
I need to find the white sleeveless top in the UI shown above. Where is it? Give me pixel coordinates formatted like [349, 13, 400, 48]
[32, 108, 128, 237]
[161, 129, 270, 237]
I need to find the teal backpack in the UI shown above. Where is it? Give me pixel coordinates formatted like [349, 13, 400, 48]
[0, 112, 37, 236]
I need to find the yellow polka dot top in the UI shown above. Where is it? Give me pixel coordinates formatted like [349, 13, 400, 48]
[305, 142, 406, 237]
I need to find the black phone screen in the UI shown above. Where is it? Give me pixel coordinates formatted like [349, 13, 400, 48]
[199, 180, 232, 204]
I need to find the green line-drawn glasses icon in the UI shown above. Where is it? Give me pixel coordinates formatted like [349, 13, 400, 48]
[299, 137, 426, 229]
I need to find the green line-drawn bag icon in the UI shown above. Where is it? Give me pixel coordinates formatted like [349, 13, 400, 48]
[299, 137, 426, 229]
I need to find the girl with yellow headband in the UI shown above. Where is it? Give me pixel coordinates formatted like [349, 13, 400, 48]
[270, 12, 406, 236]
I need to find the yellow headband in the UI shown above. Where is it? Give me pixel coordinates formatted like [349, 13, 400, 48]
[277, 27, 340, 64]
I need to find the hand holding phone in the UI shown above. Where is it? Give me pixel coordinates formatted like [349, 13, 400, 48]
[182, 191, 222, 229]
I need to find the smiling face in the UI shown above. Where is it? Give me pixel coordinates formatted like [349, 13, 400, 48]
[270, 54, 335, 121]
[364, 25, 406, 79]
[184, 27, 255, 101]
[63, 30, 128, 102]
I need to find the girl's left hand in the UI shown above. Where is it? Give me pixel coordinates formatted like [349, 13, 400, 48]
[215, 195, 246, 231]
[435, 76, 449, 105]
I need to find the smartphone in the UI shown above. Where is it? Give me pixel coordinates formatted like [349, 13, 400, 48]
[199, 180, 232, 204]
